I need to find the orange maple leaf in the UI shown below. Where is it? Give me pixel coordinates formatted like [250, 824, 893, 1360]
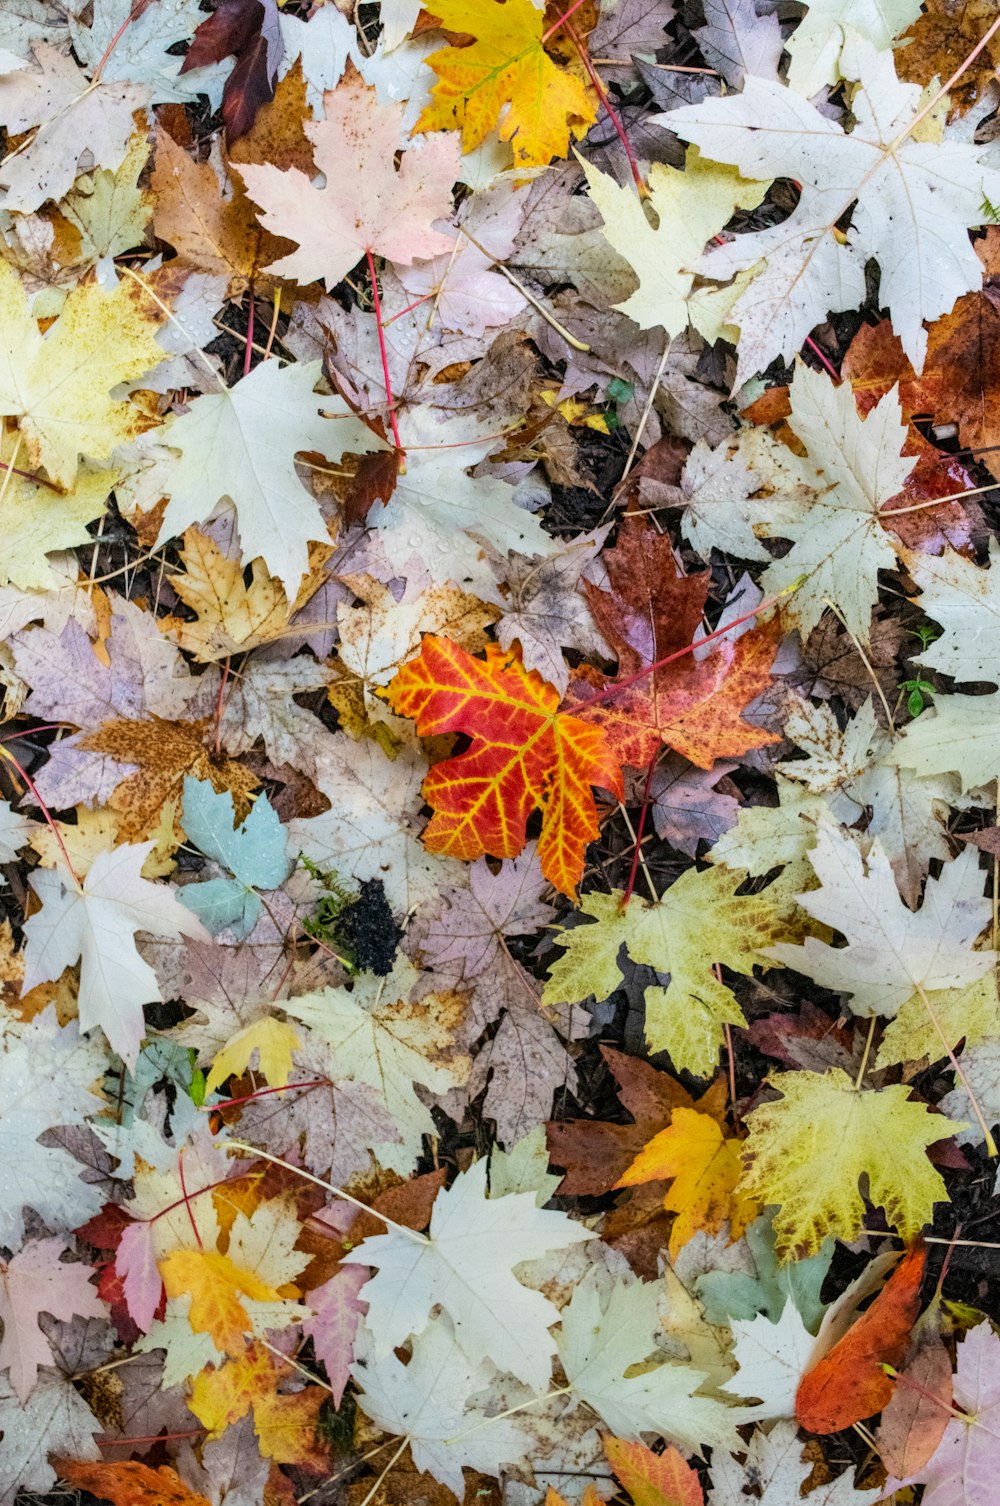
[604, 1435, 704, 1506]
[385, 634, 623, 897]
[56, 1460, 209, 1506]
[616, 1104, 760, 1259]
[159, 1248, 283, 1353]
[190, 1343, 329, 1467]
[571, 518, 780, 770]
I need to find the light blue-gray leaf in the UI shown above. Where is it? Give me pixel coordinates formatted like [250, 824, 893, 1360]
[695, 1213, 834, 1333]
[182, 777, 291, 890]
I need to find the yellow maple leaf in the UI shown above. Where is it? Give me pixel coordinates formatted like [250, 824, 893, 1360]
[160, 1247, 284, 1353]
[0, 259, 165, 488]
[415, 0, 596, 168]
[204, 1017, 302, 1095]
[739, 1069, 967, 1259]
[162, 527, 331, 662]
[617, 1105, 760, 1258]
[190, 1343, 328, 1467]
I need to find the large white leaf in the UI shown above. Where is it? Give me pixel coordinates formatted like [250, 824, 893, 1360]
[153, 360, 383, 595]
[343, 1158, 590, 1389]
[22, 844, 209, 1069]
[556, 1268, 746, 1454]
[770, 823, 995, 1020]
[659, 37, 1000, 377]
[352, 1316, 533, 1495]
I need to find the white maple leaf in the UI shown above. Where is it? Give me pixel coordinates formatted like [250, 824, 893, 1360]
[288, 736, 469, 916]
[770, 823, 995, 1022]
[153, 360, 384, 595]
[709, 1418, 880, 1505]
[21, 843, 210, 1069]
[778, 695, 955, 906]
[785, 0, 922, 97]
[889, 694, 1000, 792]
[0, 1369, 101, 1502]
[0, 1236, 104, 1402]
[0, 1007, 108, 1250]
[0, 44, 149, 213]
[659, 36, 1000, 377]
[718, 1301, 819, 1421]
[68, 0, 226, 106]
[904, 541, 1000, 686]
[352, 1315, 533, 1496]
[758, 363, 913, 644]
[372, 405, 555, 599]
[0, 799, 36, 861]
[278, 5, 355, 113]
[942, 1038, 1000, 1147]
[556, 1268, 746, 1454]
[582, 149, 768, 340]
[343, 1158, 590, 1389]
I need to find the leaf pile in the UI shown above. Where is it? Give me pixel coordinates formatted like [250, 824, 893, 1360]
[1, 2, 1000, 1505]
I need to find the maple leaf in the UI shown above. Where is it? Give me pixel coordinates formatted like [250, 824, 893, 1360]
[21, 843, 210, 1069]
[770, 824, 997, 1067]
[583, 150, 768, 340]
[490, 526, 611, 697]
[77, 716, 258, 843]
[415, 0, 596, 168]
[570, 517, 780, 769]
[0, 1236, 103, 1402]
[0, 258, 165, 488]
[182, 0, 282, 139]
[888, 1320, 1000, 1505]
[0, 1370, 101, 1503]
[0, 463, 113, 593]
[708, 1419, 880, 1506]
[150, 126, 288, 298]
[239, 71, 460, 289]
[343, 1158, 590, 1389]
[69, 0, 227, 107]
[555, 1268, 746, 1454]
[281, 956, 469, 1174]
[604, 1436, 704, 1506]
[739, 1069, 964, 1258]
[160, 1198, 308, 1356]
[56, 1459, 211, 1506]
[152, 358, 383, 595]
[784, 0, 921, 96]
[180, 779, 291, 938]
[385, 633, 623, 898]
[0, 44, 148, 213]
[660, 37, 1000, 378]
[617, 1106, 761, 1259]
[187, 1341, 328, 1466]
[161, 527, 309, 662]
[542, 868, 810, 1077]
[0, 1008, 108, 1249]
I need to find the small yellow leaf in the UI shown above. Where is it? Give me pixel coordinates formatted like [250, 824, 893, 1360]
[160, 1247, 283, 1354]
[205, 1017, 302, 1095]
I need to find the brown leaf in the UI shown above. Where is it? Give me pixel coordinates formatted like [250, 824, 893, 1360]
[151, 126, 293, 296]
[896, 0, 1000, 114]
[78, 716, 258, 840]
[876, 1304, 954, 1477]
[182, 0, 283, 140]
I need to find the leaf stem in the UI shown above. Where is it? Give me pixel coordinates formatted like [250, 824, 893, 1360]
[0, 742, 83, 889]
[224, 1140, 433, 1244]
[365, 248, 402, 451]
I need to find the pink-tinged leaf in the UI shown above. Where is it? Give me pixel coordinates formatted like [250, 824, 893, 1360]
[115, 1221, 163, 1336]
[238, 73, 461, 290]
[303, 1266, 369, 1406]
[890, 1322, 1000, 1506]
[0, 1237, 104, 1403]
[877, 1306, 953, 1479]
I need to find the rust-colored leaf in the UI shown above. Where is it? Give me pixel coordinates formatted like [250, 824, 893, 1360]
[56, 1460, 210, 1506]
[183, 0, 283, 140]
[572, 518, 779, 769]
[796, 1243, 927, 1434]
[385, 634, 624, 897]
